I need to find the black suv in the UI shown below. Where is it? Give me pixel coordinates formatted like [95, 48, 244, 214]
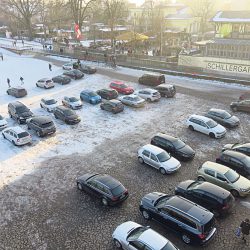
[26, 116, 56, 137]
[216, 150, 250, 178]
[175, 180, 235, 217]
[139, 192, 216, 245]
[76, 173, 128, 206]
[54, 106, 81, 124]
[100, 100, 124, 114]
[8, 101, 33, 124]
[151, 133, 195, 161]
[138, 73, 165, 86]
[97, 89, 118, 100]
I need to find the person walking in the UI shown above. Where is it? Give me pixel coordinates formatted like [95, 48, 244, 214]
[7, 78, 11, 88]
[240, 218, 250, 243]
[20, 77, 24, 85]
[49, 64, 52, 71]
[0, 53, 3, 61]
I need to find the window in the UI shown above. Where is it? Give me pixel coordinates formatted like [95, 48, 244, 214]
[204, 169, 215, 177]
[230, 158, 243, 168]
[129, 241, 144, 249]
[150, 154, 158, 162]
[216, 173, 227, 182]
[142, 150, 150, 157]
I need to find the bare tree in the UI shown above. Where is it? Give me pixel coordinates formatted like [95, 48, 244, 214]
[190, 0, 214, 34]
[1, 0, 41, 39]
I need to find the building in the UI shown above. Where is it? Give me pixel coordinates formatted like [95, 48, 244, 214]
[178, 11, 250, 79]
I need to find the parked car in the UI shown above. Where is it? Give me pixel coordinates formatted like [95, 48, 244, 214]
[154, 84, 176, 98]
[76, 173, 128, 206]
[2, 126, 32, 146]
[7, 86, 27, 98]
[151, 133, 195, 161]
[54, 106, 81, 124]
[197, 161, 250, 197]
[137, 144, 181, 174]
[40, 98, 58, 112]
[138, 73, 165, 86]
[100, 99, 124, 114]
[139, 192, 217, 245]
[109, 81, 134, 95]
[239, 91, 250, 101]
[62, 62, 74, 70]
[78, 64, 97, 74]
[230, 100, 250, 113]
[27, 116, 56, 137]
[62, 96, 82, 110]
[119, 94, 146, 108]
[0, 115, 8, 130]
[8, 101, 33, 124]
[63, 69, 84, 79]
[223, 142, 250, 156]
[36, 78, 55, 89]
[186, 114, 226, 138]
[80, 90, 101, 104]
[112, 221, 179, 250]
[205, 109, 239, 128]
[135, 88, 161, 102]
[96, 88, 118, 100]
[175, 180, 235, 217]
[52, 75, 71, 85]
[216, 150, 250, 178]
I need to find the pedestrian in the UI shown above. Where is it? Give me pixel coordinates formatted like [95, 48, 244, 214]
[7, 78, 11, 88]
[20, 77, 24, 85]
[49, 64, 52, 71]
[104, 53, 108, 64]
[0, 53, 3, 61]
[240, 218, 250, 243]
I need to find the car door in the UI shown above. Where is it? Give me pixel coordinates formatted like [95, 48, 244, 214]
[4, 130, 11, 141]
[230, 158, 246, 176]
[141, 150, 151, 165]
[199, 121, 209, 134]
[9, 131, 15, 142]
[85, 180, 101, 198]
[204, 169, 216, 183]
[214, 172, 229, 190]
[149, 153, 160, 169]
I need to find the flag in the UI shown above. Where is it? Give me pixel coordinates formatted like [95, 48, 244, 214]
[74, 23, 82, 40]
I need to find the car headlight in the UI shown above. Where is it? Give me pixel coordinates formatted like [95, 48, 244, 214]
[240, 188, 248, 192]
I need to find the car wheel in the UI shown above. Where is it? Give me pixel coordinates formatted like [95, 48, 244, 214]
[209, 132, 215, 138]
[182, 234, 191, 244]
[141, 209, 151, 220]
[7, 91, 9, 95]
[40, 104, 43, 108]
[113, 239, 122, 248]
[54, 114, 58, 119]
[230, 189, 239, 197]
[17, 119, 21, 124]
[2, 133, 5, 139]
[138, 157, 144, 164]
[232, 106, 237, 112]
[100, 105, 104, 110]
[12, 140, 16, 146]
[37, 131, 42, 137]
[189, 125, 194, 131]
[197, 176, 205, 181]
[77, 182, 83, 190]
[36, 83, 39, 87]
[47, 108, 50, 112]
[146, 98, 152, 102]
[101, 197, 108, 206]
[160, 168, 166, 175]
[44, 86, 46, 89]
[9, 113, 12, 118]
[211, 209, 220, 217]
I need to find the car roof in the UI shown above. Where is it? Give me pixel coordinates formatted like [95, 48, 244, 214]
[99, 88, 114, 92]
[9, 101, 25, 107]
[94, 174, 120, 189]
[156, 84, 174, 88]
[56, 105, 70, 111]
[30, 116, 52, 123]
[82, 89, 93, 93]
[141, 144, 164, 154]
[155, 133, 178, 142]
[40, 78, 51, 81]
[143, 73, 163, 77]
[42, 97, 56, 101]
[189, 114, 211, 122]
[109, 99, 121, 104]
[139, 88, 156, 93]
[111, 80, 123, 84]
[125, 94, 137, 98]
[12, 86, 26, 90]
[6, 126, 26, 134]
[222, 150, 246, 159]
[202, 161, 229, 174]
[139, 229, 168, 250]
[208, 108, 228, 114]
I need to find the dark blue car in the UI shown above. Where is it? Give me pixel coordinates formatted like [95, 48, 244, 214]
[80, 90, 102, 104]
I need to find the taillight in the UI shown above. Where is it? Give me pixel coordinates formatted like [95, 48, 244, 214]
[198, 234, 206, 240]
[124, 189, 128, 195]
[222, 204, 229, 210]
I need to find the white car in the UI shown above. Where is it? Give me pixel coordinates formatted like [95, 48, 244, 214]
[186, 114, 226, 138]
[0, 115, 7, 130]
[62, 96, 83, 109]
[62, 62, 74, 70]
[137, 144, 181, 174]
[135, 88, 161, 102]
[112, 221, 179, 250]
[36, 78, 55, 89]
[2, 126, 32, 146]
[40, 97, 59, 112]
[119, 94, 146, 108]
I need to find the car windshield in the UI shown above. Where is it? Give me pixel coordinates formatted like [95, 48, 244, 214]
[41, 122, 53, 128]
[88, 92, 97, 97]
[157, 152, 170, 162]
[119, 84, 127, 88]
[18, 132, 29, 138]
[131, 96, 141, 102]
[46, 99, 57, 105]
[224, 169, 240, 183]
[64, 110, 75, 116]
[16, 106, 29, 113]
[0, 115, 3, 120]
[172, 139, 185, 149]
[242, 156, 250, 167]
[111, 184, 125, 196]
[127, 227, 147, 241]
[206, 120, 217, 128]
[161, 241, 178, 250]
[188, 181, 201, 190]
[155, 195, 170, 207]
[69, 97, 78, 102]
[222, 111, 232, 119]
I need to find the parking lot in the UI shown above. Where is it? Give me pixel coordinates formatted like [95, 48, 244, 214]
[0, 52, 250, 249]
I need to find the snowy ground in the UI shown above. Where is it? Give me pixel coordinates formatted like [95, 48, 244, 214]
[0, 38, 43, 50]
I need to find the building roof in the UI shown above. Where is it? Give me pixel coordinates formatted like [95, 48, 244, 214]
[207, 39, 250, 46]
[165, 13, 192, 20]
[212, 11, 250, 23]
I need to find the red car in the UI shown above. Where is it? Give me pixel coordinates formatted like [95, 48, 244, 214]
[109, 81, 134, 95]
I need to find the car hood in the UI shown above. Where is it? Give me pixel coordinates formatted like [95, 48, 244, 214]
[91, 95, 101, 101]
[67, 114, 79, 120]
[230, 102, 239, 106]
[234, 175, 250, 189]
[124, 87, 133, 91]
[213, 124, 226, 133]
[162, 157, 180, 169]
[178, 145, 195, 155]
[20, 111, 33, 118]
[0, 119, 7, 126]
[71, 101, 82, 106]
[48, 103, 58, 109]
[226, 116, 239, 124]
[112, 221, 141, 240]
[177, 180, 194, 191]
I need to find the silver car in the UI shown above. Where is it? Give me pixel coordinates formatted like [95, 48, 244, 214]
[62, 96, 83, 110]
[135, 88, 161, 102]
[119, 94, 146, 107]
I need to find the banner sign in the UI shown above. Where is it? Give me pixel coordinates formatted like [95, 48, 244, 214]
[206, 61, 250, 74]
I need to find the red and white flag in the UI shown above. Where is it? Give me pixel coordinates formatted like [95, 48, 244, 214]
[74, 23, 82, 40]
